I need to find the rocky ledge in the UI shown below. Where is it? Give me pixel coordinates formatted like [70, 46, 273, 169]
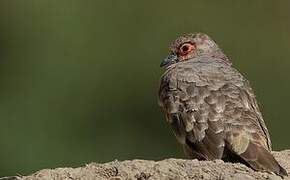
[3, 150, 290, 180]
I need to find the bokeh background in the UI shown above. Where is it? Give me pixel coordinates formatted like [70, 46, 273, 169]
[0, 0, 289, 177]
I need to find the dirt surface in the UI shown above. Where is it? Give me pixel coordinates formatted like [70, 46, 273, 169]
[4, 150, 290, 180]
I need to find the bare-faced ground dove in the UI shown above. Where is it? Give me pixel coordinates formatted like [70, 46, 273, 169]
[158, 33, 287, 176]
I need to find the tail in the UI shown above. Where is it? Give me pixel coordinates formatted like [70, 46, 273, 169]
[237, 141, 287, 176]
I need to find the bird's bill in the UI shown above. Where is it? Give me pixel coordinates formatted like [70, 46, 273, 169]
[160, 51, 178, 67]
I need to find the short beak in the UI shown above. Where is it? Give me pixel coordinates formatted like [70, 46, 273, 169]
[160, 51, 178, 67]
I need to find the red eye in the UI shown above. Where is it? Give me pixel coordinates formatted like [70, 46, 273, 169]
[179, 43, 195, 56]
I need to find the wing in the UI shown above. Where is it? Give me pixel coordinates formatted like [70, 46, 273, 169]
[222, 82, 287, 176]
[246, 83, 272, 150]
[158, 62, 227, 160]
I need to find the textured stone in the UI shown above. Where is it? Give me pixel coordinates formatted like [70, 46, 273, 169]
[10, 150, 289, 180]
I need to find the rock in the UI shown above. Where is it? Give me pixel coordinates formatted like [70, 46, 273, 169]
[6, 150, 290, 180]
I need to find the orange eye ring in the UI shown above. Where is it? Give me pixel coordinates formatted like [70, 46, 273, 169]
[178, 43, 195, 56]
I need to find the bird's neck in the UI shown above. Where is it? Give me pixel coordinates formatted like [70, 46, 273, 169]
[209, 49, 232, 65]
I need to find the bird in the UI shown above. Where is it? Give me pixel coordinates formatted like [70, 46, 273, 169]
[158, 33, 287, 176]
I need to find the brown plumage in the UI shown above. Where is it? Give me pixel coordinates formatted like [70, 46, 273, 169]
[158, 33, 287, 176]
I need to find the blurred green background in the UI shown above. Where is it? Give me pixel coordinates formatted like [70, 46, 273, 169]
[0, 0, 289, 177]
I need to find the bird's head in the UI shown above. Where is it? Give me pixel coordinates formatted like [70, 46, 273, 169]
[160, 33, 228, 67]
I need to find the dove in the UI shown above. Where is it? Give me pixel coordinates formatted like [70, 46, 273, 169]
[158, 33, 287, 176]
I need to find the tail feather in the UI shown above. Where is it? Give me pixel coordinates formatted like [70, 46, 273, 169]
[239, 141, 287, 176]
